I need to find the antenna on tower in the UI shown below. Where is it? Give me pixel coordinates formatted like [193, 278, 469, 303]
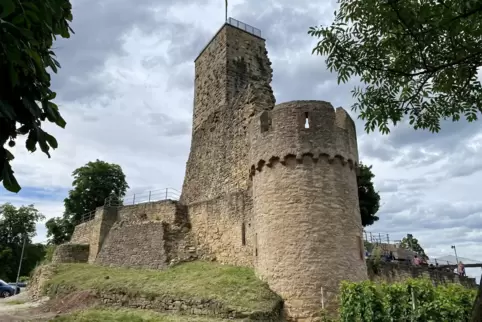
[225, 0, 228, 22]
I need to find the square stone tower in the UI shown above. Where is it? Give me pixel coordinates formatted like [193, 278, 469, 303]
[180, 19, 275, 205]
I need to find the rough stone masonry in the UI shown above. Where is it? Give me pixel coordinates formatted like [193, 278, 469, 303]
[62, 21, 369, 321]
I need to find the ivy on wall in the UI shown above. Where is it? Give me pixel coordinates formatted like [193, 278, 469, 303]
[331, 279, 476, 322]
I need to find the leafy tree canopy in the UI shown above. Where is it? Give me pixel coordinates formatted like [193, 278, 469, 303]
[400, 234, 428, 260]
[0, 0, 74, 193]
[46, 159, 129, 244]
[0, 203, 46, 281]
[309, 0, 482, 134]
[357, 163, 381, 227]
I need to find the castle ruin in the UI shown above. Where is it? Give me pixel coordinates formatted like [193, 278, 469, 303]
[59, 20, 368, 321]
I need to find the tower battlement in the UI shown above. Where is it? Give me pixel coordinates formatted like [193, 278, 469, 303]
[248, 100, 359, 177]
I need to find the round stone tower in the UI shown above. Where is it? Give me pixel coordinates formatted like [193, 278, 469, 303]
[248, 100, 368, 320]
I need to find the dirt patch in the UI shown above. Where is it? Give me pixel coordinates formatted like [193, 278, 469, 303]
[43, 290, 100, 314]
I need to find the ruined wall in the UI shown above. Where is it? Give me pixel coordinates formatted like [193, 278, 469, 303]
[118, 200, 187, 225]
[249, 101, 366, 319]
[52, 244, 89, 264]
[187, 190, 254, 267]
[181, 23, 275, 204]
[88, 207, 118, 263]
[369, 262, 477, 288]
[95, 221, 167, 269]
[70, 220, 95, 244]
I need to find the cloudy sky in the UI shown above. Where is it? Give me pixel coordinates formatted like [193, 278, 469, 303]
[1, 0, 481, 280]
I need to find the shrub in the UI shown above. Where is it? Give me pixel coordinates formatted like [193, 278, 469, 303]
[338, 279, 476, 322]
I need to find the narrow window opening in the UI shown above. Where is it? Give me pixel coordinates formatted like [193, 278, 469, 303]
[255, 233, 258, 257]
[241, 223, 246, 246]
[304, 112, 310, 129]
[358, 236, 364, 260]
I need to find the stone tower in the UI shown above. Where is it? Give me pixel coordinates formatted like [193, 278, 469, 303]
[248, 101, 368, 319]
[181, 20, 275, 204]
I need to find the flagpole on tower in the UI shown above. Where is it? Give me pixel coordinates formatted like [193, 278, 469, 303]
[225, 0, 228, 22]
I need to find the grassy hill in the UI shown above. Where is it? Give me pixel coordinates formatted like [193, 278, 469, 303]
[37, 261, 282, 321]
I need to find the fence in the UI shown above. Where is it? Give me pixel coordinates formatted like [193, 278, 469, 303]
[363, 230, 463, 267]
[104, 188, 181, 207]
[227, 17, 262, 37]
[78, 210, 96, 224]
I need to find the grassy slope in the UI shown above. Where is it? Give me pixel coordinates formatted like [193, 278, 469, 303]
[52, 308, 235, 321]
[45, 261, 281, 314]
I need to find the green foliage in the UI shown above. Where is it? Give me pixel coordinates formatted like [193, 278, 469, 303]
[0, 203, 46, 281]
[52, 308, 233, 321]
[339, 279, 477, 321]
[45, 261, 282, 315]
[309, 0, 482, 134]
[400, 234, 428, 260]
[43, 244, 56, 263]
[19, 275, 29, 282]
[46, 160, 129, 244]
[0, 0, 74, 192]
[357, 163, 381, 227]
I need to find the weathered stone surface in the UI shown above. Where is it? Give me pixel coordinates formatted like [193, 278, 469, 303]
[70, 220, 95, 244]
[249, 101, 366, 319]
[95, 221, 167, 269]
[52, 244, 89, 264]
[369, 262, 477, 288]
[118, 200, 187, 225]
[180, 24, 275, 205]
[188, 191, 254, 267]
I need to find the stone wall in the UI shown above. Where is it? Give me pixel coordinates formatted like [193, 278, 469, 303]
[249, 101, 366, 320]
[118, 200, 186, 225]
[187, 190, 254, 267]
[70, 220, 95, 244]
[180, 23, 275, 205]
[95, 221, 167, 269]
[95, 202, 196, 269]
[369, 262, 477, 288]
[88, 207, 118, 263]
[52, 244, 89, 264]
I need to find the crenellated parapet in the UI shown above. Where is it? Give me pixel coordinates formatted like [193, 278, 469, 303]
[248, 100, 358, 176]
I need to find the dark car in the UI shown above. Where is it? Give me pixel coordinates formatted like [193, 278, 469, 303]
[0, 279, 20, 297]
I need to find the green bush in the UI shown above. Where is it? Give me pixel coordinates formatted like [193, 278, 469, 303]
[19, 276, 29, 282]
[44, 245, 57, 263]
[338, 279, 476, 322]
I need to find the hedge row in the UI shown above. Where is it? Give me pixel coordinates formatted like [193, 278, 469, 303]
[336, 278, 476, 322]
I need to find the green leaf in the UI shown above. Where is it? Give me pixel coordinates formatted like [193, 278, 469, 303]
[0, 0, 15, 19]
[43, 131, 58, 149]
[1, 159, 21, 193]
[0, 100, 16, 119]
[25, 130, 38, 152]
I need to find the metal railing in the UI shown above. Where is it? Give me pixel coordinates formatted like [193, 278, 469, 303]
[79, 210, 96, 224]
[228, 17, 261, 37]
[104, 188, 181, 207]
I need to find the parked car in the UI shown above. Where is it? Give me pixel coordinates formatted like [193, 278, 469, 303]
[0, 279, 20, 297]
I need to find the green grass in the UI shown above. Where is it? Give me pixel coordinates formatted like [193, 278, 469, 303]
[3, 299, 26, 305]
[45, 261, 281, 314]
[51, 308, 237, 321]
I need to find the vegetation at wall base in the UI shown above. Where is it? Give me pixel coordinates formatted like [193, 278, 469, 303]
[337, 278, 477, 322]
[52, 308, 238, 321]
[43, 261, 281, 317]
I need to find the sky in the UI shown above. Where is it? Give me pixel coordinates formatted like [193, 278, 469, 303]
[1, 0, 481, 281]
